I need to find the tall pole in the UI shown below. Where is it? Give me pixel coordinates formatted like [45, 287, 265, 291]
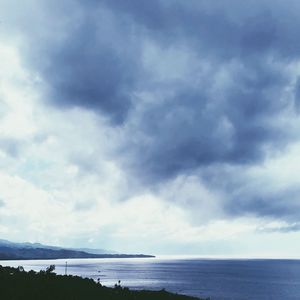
[65, 261, 68, 275]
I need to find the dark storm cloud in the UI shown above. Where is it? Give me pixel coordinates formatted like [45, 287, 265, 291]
[16, 0, 300, 221]
[24, 0, 299, 125]
[43, 29, 136, 124]
[102, 0, 300, 59]
[122, 58, 290, 181]
[23, 1, 142, 124]
[227, 189, 300, 221]
[77, 0, 298, 178]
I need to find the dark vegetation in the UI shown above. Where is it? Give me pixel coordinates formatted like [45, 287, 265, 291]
[0, 265, 205, 300]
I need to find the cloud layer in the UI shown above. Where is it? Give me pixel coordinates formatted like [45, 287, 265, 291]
[1, 0, 300, 255]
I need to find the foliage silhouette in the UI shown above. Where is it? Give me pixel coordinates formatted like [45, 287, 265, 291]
[0, 265, 207, 300]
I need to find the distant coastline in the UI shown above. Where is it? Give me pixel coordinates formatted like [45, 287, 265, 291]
[0, 253, 155, 261]
[0, 239, 155, 261]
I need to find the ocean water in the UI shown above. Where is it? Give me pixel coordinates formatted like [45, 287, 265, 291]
[1, 257, 300, 300]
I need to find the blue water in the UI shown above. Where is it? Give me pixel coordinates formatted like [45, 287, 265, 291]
[2, 257, 300, 300]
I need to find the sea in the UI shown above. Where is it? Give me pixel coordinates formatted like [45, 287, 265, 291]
[1, 256, 300, 300]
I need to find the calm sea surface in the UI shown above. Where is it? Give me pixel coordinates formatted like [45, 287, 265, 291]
[1, 257, 300, 300]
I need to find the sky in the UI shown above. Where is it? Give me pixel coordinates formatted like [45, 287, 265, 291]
[1, 0, 300, 256]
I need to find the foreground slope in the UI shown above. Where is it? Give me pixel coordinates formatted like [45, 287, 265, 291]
[0, 265, 205, 300]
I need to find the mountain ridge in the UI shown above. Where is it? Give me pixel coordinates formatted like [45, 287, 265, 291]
[0, 239, 154, 260]
[0, 239, 117, 254]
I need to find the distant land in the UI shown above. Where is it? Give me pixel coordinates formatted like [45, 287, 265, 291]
[0, 239, 155, 260]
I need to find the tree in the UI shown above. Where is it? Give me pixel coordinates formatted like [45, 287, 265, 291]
[46, 265, 55, 274]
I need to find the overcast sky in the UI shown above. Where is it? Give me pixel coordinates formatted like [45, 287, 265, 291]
[1, 0, 300, 256]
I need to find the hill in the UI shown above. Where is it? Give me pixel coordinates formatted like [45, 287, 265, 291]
[0, 239, 154, 260]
